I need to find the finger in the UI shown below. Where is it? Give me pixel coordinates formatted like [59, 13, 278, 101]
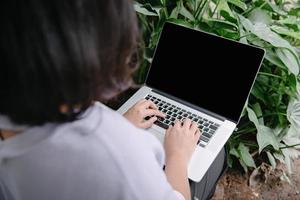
[194, 130, 201, 142]
[173, 120, 181, 129]
[137, 99, 147, 106]
[141, 100, 158, 110]
[140, 116, 157, 129]
[190, 121, 198, 133]
[143, 109, 166, 118]
[182, 118, 192, 130]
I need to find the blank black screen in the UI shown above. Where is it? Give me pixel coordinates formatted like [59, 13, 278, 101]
[146, 22, 265, 122]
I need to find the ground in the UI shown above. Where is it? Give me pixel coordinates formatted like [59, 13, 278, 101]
[211, 156, 300, 200]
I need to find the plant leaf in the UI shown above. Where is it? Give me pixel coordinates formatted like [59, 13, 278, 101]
[275, 48, 299, 75]
[217, 0, 236, 22]
[248, 8, 272, 25]
[282, 146, 300, 174]
[134, 2, 158, 16]
[287, 98, 300, 128]
[179, 2, 195, 21]
[271, 25, 300, 41]
[266, 151, 277, 169]
[253, 103, 264, 125]
[247, 107, 260, 127]
[238, 143, 256, 168]
[264, 49, 286, 70]
[283, 125, 300, 148]
[257, 125, 279, 153]
[251, 23, 298, 55]
[227, 0, 247, 11]
[229, 147, 240, 158]
[239, 15, 299, 59]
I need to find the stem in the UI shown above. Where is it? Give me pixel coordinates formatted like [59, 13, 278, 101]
[232, 128, 257, 139]
[238, 33, 252, 40]
[258, 72, 283, 79]
[210, 0, 220, 18]
[257, 112, 287, 118]
[280, 143, 300, 149]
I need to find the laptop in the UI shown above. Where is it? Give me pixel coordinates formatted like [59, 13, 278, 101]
[118, 22, 265, 182]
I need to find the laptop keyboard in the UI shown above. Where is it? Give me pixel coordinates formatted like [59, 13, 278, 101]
[145, 94, 220, 147]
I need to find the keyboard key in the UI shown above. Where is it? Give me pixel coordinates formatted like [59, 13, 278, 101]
[209, 124, 218, 130]
[202, 132, 212, 138]
[154, 121, 169, 129]
[200, 135, 209, 143]
[199, 143, 206, 148]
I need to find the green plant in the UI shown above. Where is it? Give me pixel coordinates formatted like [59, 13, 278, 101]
[134, 0, 300, 176]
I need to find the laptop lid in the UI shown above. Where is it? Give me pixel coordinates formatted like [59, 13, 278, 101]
[145, 22, 265, 123]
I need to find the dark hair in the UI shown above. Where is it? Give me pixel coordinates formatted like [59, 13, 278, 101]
[0, 0, 139, 125]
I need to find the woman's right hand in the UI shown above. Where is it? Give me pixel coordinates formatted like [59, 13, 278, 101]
[164, 119, 201, 166]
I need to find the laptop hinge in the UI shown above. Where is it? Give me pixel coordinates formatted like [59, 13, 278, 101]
[152, 89, 226, 122]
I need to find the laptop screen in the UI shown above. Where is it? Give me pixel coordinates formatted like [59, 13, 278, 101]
[146, 22, 265, 123]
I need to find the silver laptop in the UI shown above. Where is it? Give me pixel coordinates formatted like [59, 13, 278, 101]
[118, 22, 265, 182]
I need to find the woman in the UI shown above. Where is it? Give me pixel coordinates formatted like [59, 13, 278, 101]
[0, 1, 226, 200]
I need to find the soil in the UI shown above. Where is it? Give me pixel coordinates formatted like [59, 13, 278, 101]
[211, 157, 300, 200]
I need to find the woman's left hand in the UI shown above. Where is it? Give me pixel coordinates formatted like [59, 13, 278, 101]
[123, 99, 165, 129]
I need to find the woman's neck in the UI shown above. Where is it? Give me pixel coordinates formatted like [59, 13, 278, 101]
[0, 130, 18, 140]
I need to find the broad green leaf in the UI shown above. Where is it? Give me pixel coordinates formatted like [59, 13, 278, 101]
[283, 125, 300, 148]
[179, 2, 195, 21]
[238, 143, 256, 168]
[134, 2, 158, 16]
[238, 25, 248, 44]
[248, 8, 272, 25]
[287, 98, 300, 128]
[251, 84, 266, 104]
[206, 18, 238, 32]
[271, 25, 300, 41]
[288, 7, 300, 17]
[227, 0, 247, 11]
[251, 23, 298, 56]
[278, 16, 300, 30]
[229, 147, 240, 158]
[167, 18, 194, 28]
[253, 103, 264, 125]
[264, 49, 286, 70]
[266, 151, 277, 169]
[239, 159, 248, 173]
[257, 125, 279, 153]
[238, 15, 254, 32]
[217, 0, 236, 22]
[282, 146, 300, 174]
[239, 15, 299, 59]
[275, 48, 299, 75]
[262, 0, 287, 16]
[273, 152, 284, 163]
[170, 5, 180, 19]
[247, 107, 259, 127]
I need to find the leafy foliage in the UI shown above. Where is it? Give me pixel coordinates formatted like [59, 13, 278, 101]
[134, 0, 300, 175]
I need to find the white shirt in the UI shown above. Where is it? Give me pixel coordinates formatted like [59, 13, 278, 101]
[0, 102, 184, 200]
